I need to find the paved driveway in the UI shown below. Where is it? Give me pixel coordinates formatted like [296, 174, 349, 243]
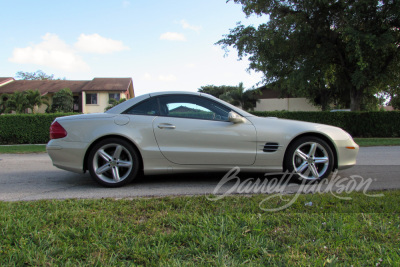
[0, 146, 399, 201]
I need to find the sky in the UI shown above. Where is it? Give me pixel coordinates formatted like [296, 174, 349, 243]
[0, 0, 266, 97]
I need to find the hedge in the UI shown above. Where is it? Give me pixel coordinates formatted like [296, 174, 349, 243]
[0, 111, 399, 144]
[250, 111, 400, 138]
[0, 113, 76, 145]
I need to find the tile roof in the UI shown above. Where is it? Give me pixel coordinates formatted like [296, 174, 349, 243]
[0, 77, 14, 85]
[81, 78, 132, 91]
[0, 78, 132, 95]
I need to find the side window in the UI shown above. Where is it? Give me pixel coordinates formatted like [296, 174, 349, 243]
[86, 93, 97, 104]
[124, 97, 159, 115]
[109, 93, 120, 104]
[159, 95, 230, 121]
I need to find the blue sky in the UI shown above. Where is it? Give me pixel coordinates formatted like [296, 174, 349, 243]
[1, 0, 265, 96]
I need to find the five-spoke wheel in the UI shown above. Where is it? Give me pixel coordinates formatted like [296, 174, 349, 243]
[88, 138, 139, 187]
[285, 136, 334, 181]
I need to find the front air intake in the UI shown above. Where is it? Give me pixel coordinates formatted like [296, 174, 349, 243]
[263, 142, 279, 152]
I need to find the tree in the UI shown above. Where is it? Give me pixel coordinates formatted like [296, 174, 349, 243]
[49, 88, 73, 113]
[105, 98, 126, 111]
[24, 90, 49, 114]
[198, 85, 238, 98]
[387, 85, 400, 110]
[16, 70, 55, 80]
[0, 94, 8, 114]
[15, 70, 65, 80]
[217, 0, 400, 111]
[220, 82, 261, 111]
[391, 95, 400, 110]
[4, 91, 29, 114]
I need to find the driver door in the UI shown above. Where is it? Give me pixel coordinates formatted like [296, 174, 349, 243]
[152, 94, 257, 165]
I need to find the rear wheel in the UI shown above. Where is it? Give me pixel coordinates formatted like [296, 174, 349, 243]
[284, 136, 334, 181]
[88, 138, 139, 187]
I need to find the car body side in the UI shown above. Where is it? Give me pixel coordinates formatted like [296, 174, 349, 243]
[47, 92, 358, 175]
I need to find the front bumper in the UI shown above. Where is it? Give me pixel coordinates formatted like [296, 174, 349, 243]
[335, 138, 359, 170]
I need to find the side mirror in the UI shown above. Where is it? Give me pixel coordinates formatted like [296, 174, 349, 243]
[228, 111, 245, 124]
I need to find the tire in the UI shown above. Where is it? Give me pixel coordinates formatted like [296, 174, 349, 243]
[284, 136, 334, 182]
[88, 138, 140, 187]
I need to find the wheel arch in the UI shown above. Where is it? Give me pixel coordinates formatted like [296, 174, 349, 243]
[83, 134, 144, 173]
[283, 132, 338, 170]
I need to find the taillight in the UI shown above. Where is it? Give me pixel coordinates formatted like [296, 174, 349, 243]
[50, 121, 67, 139]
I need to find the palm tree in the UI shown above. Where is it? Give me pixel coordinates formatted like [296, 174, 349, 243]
[220, 82, 261, 111]
[0, 94, 8, 114]
[5, 91, 30, 114]
[24, 89, 49, 114]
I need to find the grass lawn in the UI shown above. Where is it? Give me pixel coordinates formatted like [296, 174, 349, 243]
[0, 145, 46, 154]
[354, 138, 400, 147]
[1, 191, 399, 265]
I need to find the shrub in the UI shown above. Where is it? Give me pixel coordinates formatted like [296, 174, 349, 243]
[0, 111, 399, 145]
[48, 88, 73, 113]
[250, 111, 400, 137]
[0, 113, 75, 144]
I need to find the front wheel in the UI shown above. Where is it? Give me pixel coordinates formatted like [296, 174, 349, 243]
[88, 138, 140, 187]
[284, 136, 334, 181]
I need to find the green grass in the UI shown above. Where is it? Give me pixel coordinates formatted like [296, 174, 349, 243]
[0, 145, 46, 154]
[354, 138, 400, 147]
[1, 191, 399, 266]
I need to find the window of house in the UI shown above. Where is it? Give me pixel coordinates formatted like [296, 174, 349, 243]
[86, 93, 97, 104]
[109, 93, 120, 104]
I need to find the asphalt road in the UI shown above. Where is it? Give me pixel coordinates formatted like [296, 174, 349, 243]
[0, 146, 399, 201]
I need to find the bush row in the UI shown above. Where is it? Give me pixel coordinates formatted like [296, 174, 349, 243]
[250, 111, 400, 137]
[0, 113, 75, 145]
[1, 111, 399, 144]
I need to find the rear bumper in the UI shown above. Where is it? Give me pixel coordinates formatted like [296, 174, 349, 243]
[47, 140, 88, 174]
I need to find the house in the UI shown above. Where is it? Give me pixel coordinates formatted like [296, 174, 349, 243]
[254, 86, 320, 111]
[0, 77, 134, 113]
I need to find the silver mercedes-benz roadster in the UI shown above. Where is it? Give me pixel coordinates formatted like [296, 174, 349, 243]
[47, 91, 359, 187]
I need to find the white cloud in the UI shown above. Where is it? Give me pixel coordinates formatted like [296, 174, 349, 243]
[180, 20, 202, 32]
[122, 1, 130, 8]
[185, 63, 196, 68]
[143, 73, 152, 80]
[75, 33, 129, 54]
[158, 74, 177, 82]
[159, 32, 186, 41]
[9, 33, 89, 72]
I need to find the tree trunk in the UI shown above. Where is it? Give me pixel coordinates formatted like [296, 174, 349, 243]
[350, 87, 363, 111]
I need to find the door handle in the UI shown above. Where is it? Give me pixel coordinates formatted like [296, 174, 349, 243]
[158, 123, 176, 129]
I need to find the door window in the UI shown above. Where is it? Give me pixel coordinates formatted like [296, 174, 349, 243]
[159, 95, 230, 121]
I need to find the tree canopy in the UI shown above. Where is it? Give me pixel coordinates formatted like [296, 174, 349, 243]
[1, 90, 48, 114]
[198, 83, 260, 111]
[16, 70, 64, 80]
[198, 85, 238, 98]
[49, 88, 74, 113]
[217, 0, 400, 111]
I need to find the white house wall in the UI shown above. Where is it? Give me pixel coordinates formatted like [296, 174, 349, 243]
[83, 92, 126, 114]
[254, 98, 320, 112]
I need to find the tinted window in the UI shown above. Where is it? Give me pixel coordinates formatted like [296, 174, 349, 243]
[124, 97, 159, 115]
[158, 95, 230, 121]
[86, 93, 97, 104]
[109, 93, 120, 104]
